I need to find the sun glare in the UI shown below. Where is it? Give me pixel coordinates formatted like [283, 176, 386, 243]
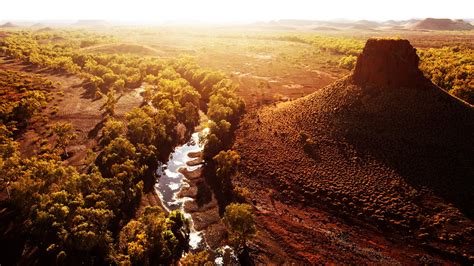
[1, 0, 473, 22]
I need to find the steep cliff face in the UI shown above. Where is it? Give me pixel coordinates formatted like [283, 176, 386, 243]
[353, 39, 424, 87]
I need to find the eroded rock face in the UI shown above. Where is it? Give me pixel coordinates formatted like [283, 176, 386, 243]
[353, 39, 424, 87]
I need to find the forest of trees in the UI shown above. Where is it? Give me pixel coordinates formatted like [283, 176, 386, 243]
[6, 27, 471, 264]
[418, 46, 474, 104]
[0, 29, 251, 264]
[0, 69, 53, 132]
[0, 75, 192, 265]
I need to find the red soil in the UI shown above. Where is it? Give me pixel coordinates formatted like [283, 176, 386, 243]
[233, 39, 474, 263]
[353, 38, 423, 87]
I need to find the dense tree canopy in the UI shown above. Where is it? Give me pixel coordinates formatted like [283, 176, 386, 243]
[418, 47, 474, 104]
[0, 29, 246, 265]
[100, 118, 125, 146]
[114, 207, 189, 265]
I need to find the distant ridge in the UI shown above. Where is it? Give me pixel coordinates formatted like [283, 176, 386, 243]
[243, 18, 474, 31]
[411, 18, 474, 30]
[31, 23, 45, 28]
[0, 22, 17, 28]
[312, 26, 340, 31]
[36, 27, 54, 32]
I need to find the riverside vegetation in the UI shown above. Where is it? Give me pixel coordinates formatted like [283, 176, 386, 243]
[0, 29, 246, 264]
[0, 27, 472, 264]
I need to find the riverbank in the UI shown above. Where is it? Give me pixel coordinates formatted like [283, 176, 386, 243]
[137, 189, 167, 214]
[179, 151, 228, 250]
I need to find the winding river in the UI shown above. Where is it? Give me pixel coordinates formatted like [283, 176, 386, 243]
[154, 128, 237, 264]
[155, 129, 207, 250]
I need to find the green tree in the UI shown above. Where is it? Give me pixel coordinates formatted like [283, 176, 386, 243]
[100, 137, 136, 178]
[202, 120, 231, 159]
[100, 89, 118, 116]
[117, 220, 149, 264]
[181, 251, 211, 265]
[100, 118, 125, 146]
[110, 159, 144, 209]
[177, 85, 201, 107]
[126, 107, 155, 145]
[69, 205, 114, 253]
[203, 133, 222, 160]
[222, 203, 256, 253]
[167, 210, 190, 247]
[13, 90, 47, 124]
[142, 84, 155, 103]
[181, 102, 200, 131]
[213, 150, 240, 190]
[199, 71, 226, 100]
[52, 122, 77, 157]
[339, 55, 357, 70]
[113, 206, 189, 264]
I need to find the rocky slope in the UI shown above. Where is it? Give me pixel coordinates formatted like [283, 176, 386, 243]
[233, 38, 474, 263]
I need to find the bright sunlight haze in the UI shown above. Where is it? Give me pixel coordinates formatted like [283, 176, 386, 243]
[2, 0, 473, 22]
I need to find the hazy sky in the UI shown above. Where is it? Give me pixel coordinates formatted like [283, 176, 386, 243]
[2, 0, 473, 23]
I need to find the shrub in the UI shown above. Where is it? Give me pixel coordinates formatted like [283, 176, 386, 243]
[51, 122, 77, 157]
[213, 150, 240, 190]
[101, 118, 125, 146]
[339, 55, 357, 70]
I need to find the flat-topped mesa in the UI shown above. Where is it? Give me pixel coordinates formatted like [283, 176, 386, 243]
[353, 38, 424, 87]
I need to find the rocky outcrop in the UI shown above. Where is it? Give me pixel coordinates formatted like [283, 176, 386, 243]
[353, 38, 423, 87]
[234, 38, 474, 263]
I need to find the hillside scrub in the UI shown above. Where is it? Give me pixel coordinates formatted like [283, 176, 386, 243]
[0, 69, 54, 132]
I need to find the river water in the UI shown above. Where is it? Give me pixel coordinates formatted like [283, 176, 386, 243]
[155, 129, 207, 250]
[154, 128, 238, 264]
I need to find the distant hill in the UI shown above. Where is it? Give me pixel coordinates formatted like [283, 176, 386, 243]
[411, 18, 474, 30]
[0, 22, 17, 28]
[36, 27, 54, 32]
[31, 23, 45, 28]
[246, 18, 474, 31]
[354, 20, 381, 27]
[277, 19, 321, 26]
[312, 26, 340, 31]
[350, 24, 377, 31]
[251, 19, 382, 30]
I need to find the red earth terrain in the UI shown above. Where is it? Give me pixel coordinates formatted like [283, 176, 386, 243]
[233, 39, 474, 264]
